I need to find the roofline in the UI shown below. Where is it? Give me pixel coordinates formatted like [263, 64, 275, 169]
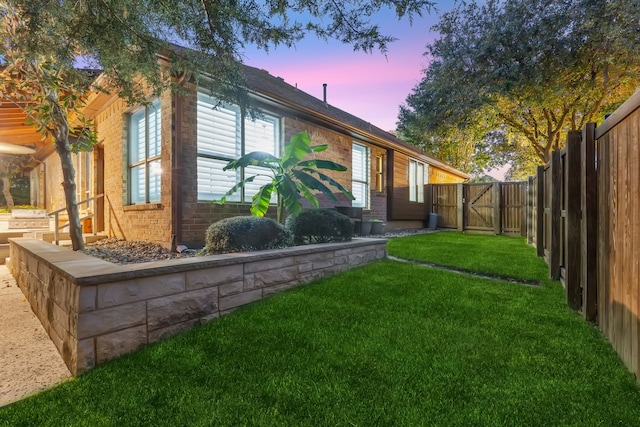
[98, 45, 469, 179]
[246, 83, 469, 178]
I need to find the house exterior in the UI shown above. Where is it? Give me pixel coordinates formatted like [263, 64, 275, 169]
[13, 62, 467, 248]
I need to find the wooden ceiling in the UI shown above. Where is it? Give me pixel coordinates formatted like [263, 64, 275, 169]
[0, 102, 52, 160]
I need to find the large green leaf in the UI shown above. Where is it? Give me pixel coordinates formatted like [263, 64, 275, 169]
[296, 182, 320, 208]
[283, 131, 313, 168]
[215, 131, 352, 222]
[250, 183, 275, 217]
[277, 174, 303, 217]
[303, 169, 355, 200]
[213, 176, 256, 204]
[292, 169, 338, 202]
[224, 152, 280, 171]
[297, 159, 347, 171]
[310, 145, 328, 153]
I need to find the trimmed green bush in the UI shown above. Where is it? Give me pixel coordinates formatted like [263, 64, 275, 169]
[285, 208, 353, 245]
[205, 216, 290, 254]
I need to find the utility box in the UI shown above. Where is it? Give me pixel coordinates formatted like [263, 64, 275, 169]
[428, 213, 438, 230]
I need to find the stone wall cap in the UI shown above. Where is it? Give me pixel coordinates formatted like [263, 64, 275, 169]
[10, 238, 387, 286]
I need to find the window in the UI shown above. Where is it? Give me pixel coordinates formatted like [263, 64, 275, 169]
[75, 151, 92, 211]
[409, 159, 425, 203]
[352, 143, 370, 208]
[128, 99, 161, 204]
[375, 155, 384, 192]
[197, 92, 280, 202]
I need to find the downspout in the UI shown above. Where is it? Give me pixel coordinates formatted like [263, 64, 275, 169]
[171, 71, 190, 249]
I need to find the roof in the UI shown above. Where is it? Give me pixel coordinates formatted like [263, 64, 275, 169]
[241, 64, 469, 179]
[0, 68, 109, 164]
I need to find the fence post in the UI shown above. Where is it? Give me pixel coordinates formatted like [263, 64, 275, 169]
[536, 166, 544, 257]
[566, 131, 582, 310]
[457, 183, 464, 232]
[425, 184, 433, 215]
[493, 183, 501, 234]
[527, 176, 534, 244]
[581, 123, 598, 321]
[550, 150, 562, 280]
[520, 182, 527, 237]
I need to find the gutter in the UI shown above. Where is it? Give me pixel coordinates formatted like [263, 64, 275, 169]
[247, 88, 469, 179]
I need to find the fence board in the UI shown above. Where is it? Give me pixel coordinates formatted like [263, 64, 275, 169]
[578, 96, 640, 378]
[428, 182, 526, 235]
[527, 176, 535, 244]
[581, 123, 597, 321]
[565, 131, 582, 310]
[465, 183, 495, 232]
[501, 182, 524, 234]
[536, 166, 544, 257]
[431, 184, 458, 229]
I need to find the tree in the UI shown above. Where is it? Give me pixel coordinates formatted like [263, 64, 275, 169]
[1, 0, 433, 250]
[399, 0, 640, 177]
[0, 154, 29, 209]
[218, 131, 354, 223]
[1, 4, 96, 249]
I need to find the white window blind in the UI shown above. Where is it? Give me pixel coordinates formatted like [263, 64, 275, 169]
[128, 99, 161, 204]
[409, 159, 425, 203]
[352, 143, 369, 208]
[197, 92, 280, 202]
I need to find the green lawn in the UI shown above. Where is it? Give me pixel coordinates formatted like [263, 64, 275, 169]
[388, 231, 546, 282]
[1, 233, 639, 426]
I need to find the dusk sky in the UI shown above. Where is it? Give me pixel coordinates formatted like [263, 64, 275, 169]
[244, 2, 456, 132]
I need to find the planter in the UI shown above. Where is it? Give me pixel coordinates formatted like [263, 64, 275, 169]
[360, 220, 373, 235]
[336, 206, 363, 219]
[371, 222, 386, 235]
[9, 237, 387, 375]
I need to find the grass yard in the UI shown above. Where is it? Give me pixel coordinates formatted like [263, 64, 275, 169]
[388, 231, 546, 282]
[1, 232, 640, 426]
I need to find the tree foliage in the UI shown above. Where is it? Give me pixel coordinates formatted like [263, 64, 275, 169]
[1, 3, 97, 249]
[399, 0, 640, 178]
[6, 0, 434, 106]
[1, 0, 433, 249]
[0, 154, 29, 209]
[217, 131, 354, 223]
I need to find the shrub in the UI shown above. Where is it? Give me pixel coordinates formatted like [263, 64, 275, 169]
[285, 208, 353, 245]
[205, 216, 290, 254]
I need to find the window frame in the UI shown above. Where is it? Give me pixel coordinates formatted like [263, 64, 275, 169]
[127, 99, 162, 205]
[409, 158, 426, 203]
[196, 92, 282, 203]
[375, 155, 384, 193]
[352, 142, 370, 209]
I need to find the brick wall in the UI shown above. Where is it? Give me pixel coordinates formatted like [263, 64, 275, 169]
[79, 85, 460, 247]
[177, 96, 388, 246]
[95, 92, 174, 247]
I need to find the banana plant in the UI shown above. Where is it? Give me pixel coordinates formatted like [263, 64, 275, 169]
[217, 131, 354, 223]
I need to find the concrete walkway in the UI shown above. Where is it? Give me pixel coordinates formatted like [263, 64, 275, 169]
[0, 265, 71, 408]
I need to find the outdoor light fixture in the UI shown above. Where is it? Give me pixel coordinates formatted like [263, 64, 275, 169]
[0, 142, 36, 155]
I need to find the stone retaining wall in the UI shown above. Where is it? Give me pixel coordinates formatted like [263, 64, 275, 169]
[8, 238, 386, 375]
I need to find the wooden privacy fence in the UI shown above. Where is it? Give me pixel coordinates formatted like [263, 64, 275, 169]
[428, 182, 526, 236]
[526, 90, 640, 378]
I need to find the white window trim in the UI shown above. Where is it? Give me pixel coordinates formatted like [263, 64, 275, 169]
[352, 142, 370, 209]
[196, 91, 282, 203]
[409, 158, 426, 203]
[127, 99, 162, 205]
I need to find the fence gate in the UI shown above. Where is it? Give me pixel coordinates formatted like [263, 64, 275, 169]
[428, 182, 525, 235]
[464, 183, 496, 232]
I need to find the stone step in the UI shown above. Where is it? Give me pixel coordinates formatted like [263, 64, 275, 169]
[8, 219, 50, 229]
